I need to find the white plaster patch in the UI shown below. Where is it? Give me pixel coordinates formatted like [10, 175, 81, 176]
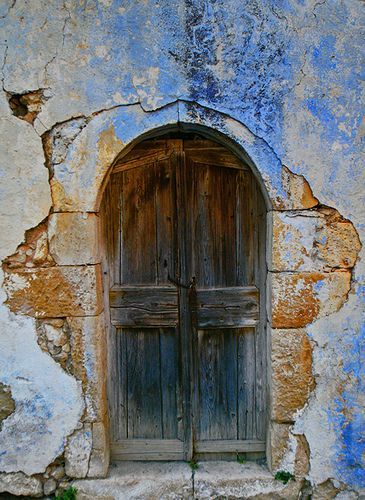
[0, 274, 84, 475]
[65, 425, 92, 478]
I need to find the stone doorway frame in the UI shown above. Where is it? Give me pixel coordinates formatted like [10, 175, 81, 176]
[5, 100, 358, 480]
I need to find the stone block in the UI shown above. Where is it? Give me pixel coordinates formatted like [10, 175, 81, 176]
[0, 472, 43, 497]
[271, 328, 315, 422]
[0, 383, 15, 426]
[193, 461, 303, 499]
[269, 422, 291, 471]
[271, 209, 360, 272]
[281, 166, 318, 210]
[48, 212, 100, 265]
[87, 447, 109, 478]
[68, 315, 107, 422]
[65, 425, 93, 479]
[74, 461, 192, 499]
[4, 265, 103, 317]
[270, 271, 351, 328]
[43, 478, 57, 496]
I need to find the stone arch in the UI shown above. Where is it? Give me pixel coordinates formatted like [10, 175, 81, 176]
[3, 101, 360, 479]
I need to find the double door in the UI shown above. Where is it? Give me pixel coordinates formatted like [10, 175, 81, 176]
[103, 138, 267, 460]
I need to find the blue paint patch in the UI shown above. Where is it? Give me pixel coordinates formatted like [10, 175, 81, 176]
[313, 279, 325, 293]
[329, 318, 365, 487]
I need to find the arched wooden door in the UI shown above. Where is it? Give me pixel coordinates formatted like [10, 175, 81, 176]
[101, 136, 267, 461]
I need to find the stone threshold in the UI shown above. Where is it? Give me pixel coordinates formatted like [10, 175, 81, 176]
[73, 461, 303, 499]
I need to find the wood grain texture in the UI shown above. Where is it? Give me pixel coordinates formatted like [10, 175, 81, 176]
[111, 439, 184, 460]
[195, 440, 266, 453]
[110, 286, 178, 327]
[102, 136, 267, 459]
[195, 287, 259, 328]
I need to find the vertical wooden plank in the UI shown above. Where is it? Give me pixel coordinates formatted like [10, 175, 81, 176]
[254, 181, 267, 440]
[126, 329, 163, 439]
[196, 329, 238, 441]
[186, 161, 238, 288]
[175, 146, 194, 460]
[121, 163, 157, 285]
[115, 328, 127, 440]
[160, 328, 180, 439]
[110, 173, 122, 286]
[238, 328, 256, 440]
[155, 157, 176, 285]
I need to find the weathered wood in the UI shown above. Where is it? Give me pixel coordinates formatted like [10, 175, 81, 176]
[195, 440, 266, 453]
[110, 286, 178, 327]
[175, 148, 194, 460]
[195, 287, 259, 328]
[103, 136, 267, 459]
[111, 439, 184, 461]
[196, 329, 238, 441]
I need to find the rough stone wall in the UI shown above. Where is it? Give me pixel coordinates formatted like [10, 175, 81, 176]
[0, 0, 364, 497]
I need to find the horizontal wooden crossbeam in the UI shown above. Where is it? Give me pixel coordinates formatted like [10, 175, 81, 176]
[110, 286, 259, 328]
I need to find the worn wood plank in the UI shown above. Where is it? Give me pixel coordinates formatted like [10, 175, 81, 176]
[126, 329, 163, 439]
[110, 286, 178, 327]
[120, 162, 157, 284]
[155, 157, 177, 285]
[195, 287, 259, 328]
[254, 179, 268, 441]
[238, 327, 256, 440]
[195, 440, 265, 453]
[196, 329, 238, 441]
[159, 328, 181, 439]
[111, 439, 184, 460]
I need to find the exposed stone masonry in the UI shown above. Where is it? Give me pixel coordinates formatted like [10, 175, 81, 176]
[0, 100, 362, 497]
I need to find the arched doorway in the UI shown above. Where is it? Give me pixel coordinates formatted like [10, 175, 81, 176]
[100, 133, 267, 461]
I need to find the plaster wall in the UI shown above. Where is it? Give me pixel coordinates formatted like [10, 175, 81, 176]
[0, 1, 364, 497]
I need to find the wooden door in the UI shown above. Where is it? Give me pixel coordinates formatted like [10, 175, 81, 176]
[101, 137, 267, 461]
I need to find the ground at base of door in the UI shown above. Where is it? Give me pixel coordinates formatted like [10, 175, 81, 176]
[73, 461, 304, 499]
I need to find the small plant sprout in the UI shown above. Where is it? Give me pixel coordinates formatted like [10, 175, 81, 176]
[274, 470, 295, 484]
[236, 453, 246, 464]
[55, 485, 78, 500]
[188, 459, 199, 471]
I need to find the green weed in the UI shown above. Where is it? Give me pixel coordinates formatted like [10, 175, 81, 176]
[274, 470, 295, 484]
[55, 485, 78, 500]
[188, 459, 199, 471]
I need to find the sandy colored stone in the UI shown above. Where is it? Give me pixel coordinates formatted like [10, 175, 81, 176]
[269, 422, 291, 471]
[314, 207, 361, 269]
[281, 166, 319, 210]
[271, 328, 315, 422]
[312, 479, 340, 499]
[0, 472, 43, 497]
[50, 464, 66, 480]
[0, 382, 15, 425]
[270, 271, 351, 328]
[65, 424, 93, 479]
[271, 209, 361, 272]
[4, 265, 103, 318]
[48, 212, 100, 265]
[44, 477, 57, 495]
[68, 315, 107, 422]
[87, 447, 109, 478]
[51, 120, 124, 212]
[294, 434, 310, 477]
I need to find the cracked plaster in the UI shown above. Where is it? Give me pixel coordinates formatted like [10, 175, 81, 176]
[0, 0, 364, 494]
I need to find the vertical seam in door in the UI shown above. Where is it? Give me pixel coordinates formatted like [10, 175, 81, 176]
[236, 333, 239, 440]
[159, 328, 164, 439]
[154, 161, 159, 284]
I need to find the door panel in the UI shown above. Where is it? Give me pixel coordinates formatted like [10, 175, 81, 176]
[101, 137, 267, 461]
[196, 329, 238, 441]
